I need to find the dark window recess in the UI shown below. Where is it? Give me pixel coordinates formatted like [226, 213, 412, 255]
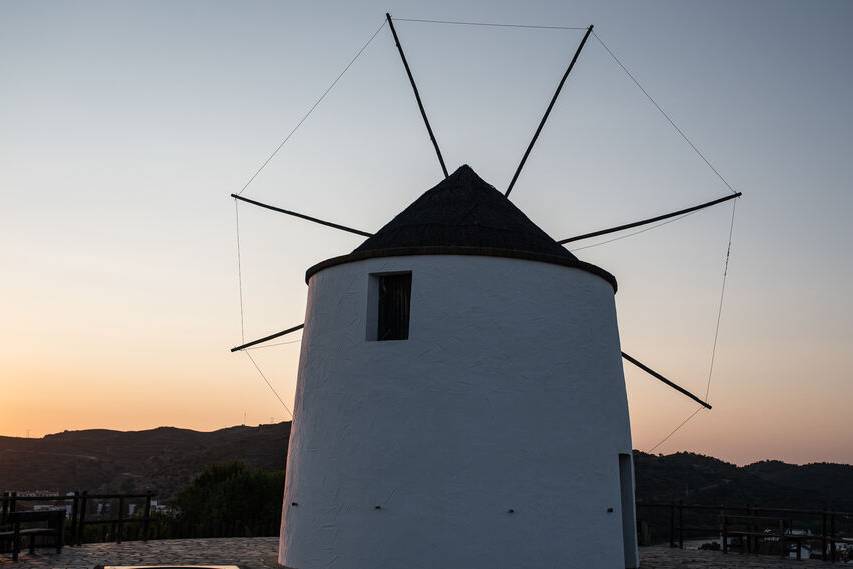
[377, 273, 412, 341]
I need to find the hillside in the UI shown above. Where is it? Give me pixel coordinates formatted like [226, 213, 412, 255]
[2, 425, 852, 511]
[635, 451, 853, 511]
[0, 423, 290, 498]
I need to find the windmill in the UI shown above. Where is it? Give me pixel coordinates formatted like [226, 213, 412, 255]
[228, 14, 741, 569]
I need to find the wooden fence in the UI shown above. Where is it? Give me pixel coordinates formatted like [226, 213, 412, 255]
[7, 491, 849, 561]
[1, 491, 154, 546]
[637, 502, 853, 562]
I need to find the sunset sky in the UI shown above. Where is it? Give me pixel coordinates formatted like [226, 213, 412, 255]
[2, 0, 852, 466]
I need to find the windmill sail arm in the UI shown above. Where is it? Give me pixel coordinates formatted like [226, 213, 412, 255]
[621, 351, 712, 409]
[505, 25, 594, 198]
[386, 12, 449, 178]
[232, 194, 374, 238]
[558, 191, 741, 245]
[231, 324, 305, 352]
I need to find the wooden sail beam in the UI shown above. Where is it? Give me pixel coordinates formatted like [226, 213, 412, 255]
[232, 194, 374, 237]
[231, 324, 305, 353]
[505, 25, 594, 198]
[558, 192, 741, 245]
[232, 322, 711, 412]
[386, 13, 449, 178]
[621, 352, 712, 410]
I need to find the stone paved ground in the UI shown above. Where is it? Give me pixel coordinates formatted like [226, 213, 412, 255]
[641, 546, 828, 568]
[0, 538, 279, 569]
[0, 540, 833, 568]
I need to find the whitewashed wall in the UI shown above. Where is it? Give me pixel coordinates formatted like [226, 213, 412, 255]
[279, 255, 638, 569]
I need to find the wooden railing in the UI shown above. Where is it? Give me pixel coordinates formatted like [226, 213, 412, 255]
[637, 502, 853, 562]
[1, 491, 154, 546]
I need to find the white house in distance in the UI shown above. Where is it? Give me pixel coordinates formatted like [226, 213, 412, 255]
[279, 165, 639, 569]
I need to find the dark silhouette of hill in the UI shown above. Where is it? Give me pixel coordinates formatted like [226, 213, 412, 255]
[0, 423, 290, 498]
[635, 451, 853, 512]
[3, 425, 852, 511]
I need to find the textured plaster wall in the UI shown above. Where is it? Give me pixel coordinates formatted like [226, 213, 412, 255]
[280, 255, 637, 569]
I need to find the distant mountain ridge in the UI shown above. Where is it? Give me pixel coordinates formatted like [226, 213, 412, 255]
[0, 423, 290, 499]
[2, 424, 852, 511]
[635, 451, 853, 512]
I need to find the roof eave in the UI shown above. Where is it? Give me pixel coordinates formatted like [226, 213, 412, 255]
[305, 246, 618, 292]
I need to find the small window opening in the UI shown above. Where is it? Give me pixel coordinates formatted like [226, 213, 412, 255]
[375, 272, 411, 341]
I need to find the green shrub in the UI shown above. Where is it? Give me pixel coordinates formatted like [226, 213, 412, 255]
[172, 462, 284, 536]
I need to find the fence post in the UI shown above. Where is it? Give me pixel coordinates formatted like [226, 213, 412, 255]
[678, 501, 684, 549]
[746, 504, 752, 554]
[142, 492, 152, 542]
[69, 492, 80, 547]
[822, 511, 828, 561]
[1, 492, 7, 525]
[77, 492, 88, 545]
[9, 492, 17, 516]
[669, 503, 675, 548]
[116, 496, 124, 543]
[779, 518, 786, 559]
[830, 513, 836, 563]
[722, 513, 728, 554]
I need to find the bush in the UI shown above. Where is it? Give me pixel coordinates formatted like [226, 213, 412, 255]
[172, 462, 284, 537]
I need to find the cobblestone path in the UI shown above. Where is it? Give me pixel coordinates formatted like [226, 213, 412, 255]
[0, 540, 831, 568]
[0, 538, 278, 569]
[641, 546, 827, 568]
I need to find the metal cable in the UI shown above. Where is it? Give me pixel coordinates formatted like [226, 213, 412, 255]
[647, 406, 705, 453]
[235, 19, 387, 196]
[645, 200, 737, 452]
[704, 199, 737, 400]
[246, 338, 302, 350]
[568, 210, 700, 252]
[393, 17, 586, 31]
[245, 351, 294, 418]
[593, 30, 739, 196]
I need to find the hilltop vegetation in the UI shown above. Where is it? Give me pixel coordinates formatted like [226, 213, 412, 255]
[0, 423, 290, 498]
[170, 462, 284, 537]
[635, 451, 853, 511]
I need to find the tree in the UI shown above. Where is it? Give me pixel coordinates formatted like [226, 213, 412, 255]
[172, 462, 284, 537]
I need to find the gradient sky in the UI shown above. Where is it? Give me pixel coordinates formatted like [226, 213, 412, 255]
[2, 1, 852, 466]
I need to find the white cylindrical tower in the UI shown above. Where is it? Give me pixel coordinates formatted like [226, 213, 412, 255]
[279, 165, 638, 569]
